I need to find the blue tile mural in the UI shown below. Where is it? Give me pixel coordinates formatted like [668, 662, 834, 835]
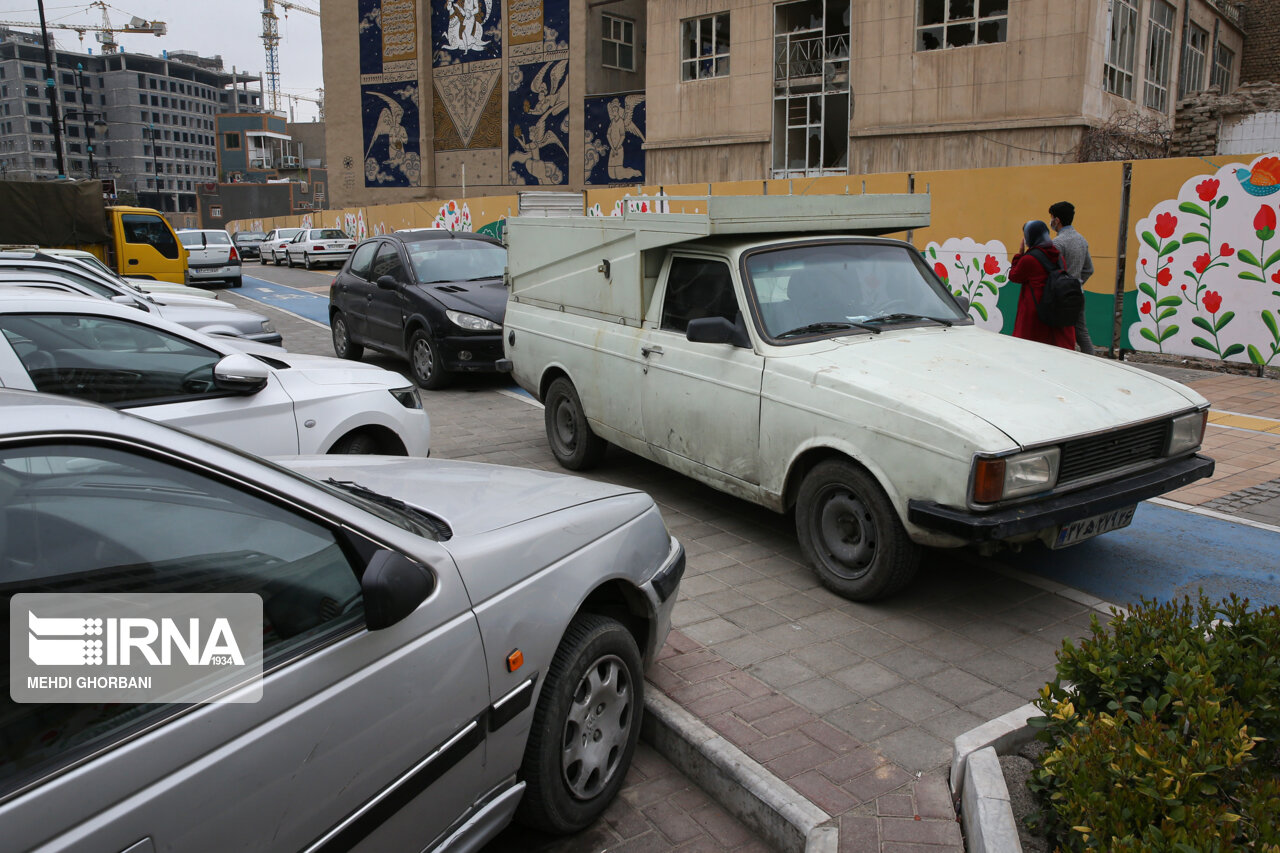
[584, 94, 645, 185]
[508, 60, 569, 185]
[358, 0, 420, 188]
[432, 0, 503, 65]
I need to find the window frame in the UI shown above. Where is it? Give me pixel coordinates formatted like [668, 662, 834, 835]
[915, 0, 1009, 51]
[1210, 41, 1234, 93]
[1142, 0, 1175, 112]
[602, 12, 636, 72]
[1178, 22, 1208, 100]
[1103, 0, 1140, 100]
[680, 13, 731, 82]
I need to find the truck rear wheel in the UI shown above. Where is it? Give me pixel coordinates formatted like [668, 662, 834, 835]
[545, 378, 607, 470]
[796, 459, 920, 601]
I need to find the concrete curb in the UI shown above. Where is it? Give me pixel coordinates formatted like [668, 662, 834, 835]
[950, 703, 1039, 853]
[641, 691, 837, 853]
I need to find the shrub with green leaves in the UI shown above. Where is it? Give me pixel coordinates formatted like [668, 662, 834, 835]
[1026, 595, 1280, 851]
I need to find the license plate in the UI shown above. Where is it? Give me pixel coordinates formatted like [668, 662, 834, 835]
[1052, 505, 1136, 549]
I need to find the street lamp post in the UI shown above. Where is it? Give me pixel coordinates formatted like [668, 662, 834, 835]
[75, 63, 95, 178]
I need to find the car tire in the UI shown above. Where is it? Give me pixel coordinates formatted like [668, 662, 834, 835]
[409, 327, 449, 390]
[331, 312, 364, 360]
[231, 277, 242, 289]
[795, 459, 921, 601]
[544, 377, 607, 471]
[259, 254, 267, 265]
[286, 252, 295, 268]
[304, 253, 313, 270]
[330, 432, 379, 454]
[272, 251, 282, 266]
[517, 614, 643, 835]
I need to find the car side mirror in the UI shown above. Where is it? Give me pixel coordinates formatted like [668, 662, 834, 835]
[687, 316, 751, 348]
[110, 294, 136, 305]
[362, 550, 435, 630]
[954, 295, 971, 314]
[212, 353, 270, 393]
[376, 274, 398, 290]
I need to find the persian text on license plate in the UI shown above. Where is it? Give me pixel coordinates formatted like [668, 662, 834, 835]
[1052, 505, 1136, 549]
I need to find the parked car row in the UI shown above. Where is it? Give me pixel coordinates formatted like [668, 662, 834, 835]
[257, 227, 356, 269]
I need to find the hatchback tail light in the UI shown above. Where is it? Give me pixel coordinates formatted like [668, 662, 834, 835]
[229, 246, 240, 261]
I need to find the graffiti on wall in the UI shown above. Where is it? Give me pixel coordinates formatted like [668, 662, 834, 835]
[433, 0, 503, 152]
[1128, 154, 1280, 366]
[508, 0, 569, 185]
[584, 94, 645, 184]
[432, 200, 474, 231]
[359, 0, 421, 187]
[923, 239, 1011, 332]
[587, 190, 669, 217]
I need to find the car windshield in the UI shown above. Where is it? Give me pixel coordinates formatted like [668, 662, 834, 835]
[744, 242, 967, 338]
[314, 229, 348, 240]
[406, 240, 506, 283]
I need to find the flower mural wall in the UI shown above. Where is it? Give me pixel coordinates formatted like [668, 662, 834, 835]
[921, 238, 1010, 332]
[1128, 154, 1280, 365]
[432, 200, 474, 231]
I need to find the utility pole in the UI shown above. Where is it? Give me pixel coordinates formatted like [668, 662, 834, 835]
[36, 0, 67, 178]
[76, 63, 95, 178]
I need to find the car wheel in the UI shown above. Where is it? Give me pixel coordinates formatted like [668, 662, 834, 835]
[286, 252, 295, 268]
[331, 312, 364, 360]
[330, 432, 379, 454]
[544, 377, 607, 470]
[304, 253, 313, 270]
[409, 328, 449, 390]
[259, 254, 267, 265]
[273, 251, 282, 266]
[231, 277, 242, 289]
[795, 459, 921, 601]
[517, 614, 643, 835]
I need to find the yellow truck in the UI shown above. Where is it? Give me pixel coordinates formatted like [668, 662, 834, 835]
[0, 180, 187, 283]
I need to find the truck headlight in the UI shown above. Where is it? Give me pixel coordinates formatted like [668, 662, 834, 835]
[445, 310, 500, 332]
[972, 448, 1061, 503]
[1167, 409, 1208, 456]
[261, 320, 276, 333]
[389, 385, 422, 409]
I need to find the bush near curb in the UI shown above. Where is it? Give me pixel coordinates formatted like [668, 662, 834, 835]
[1026, 595, 1280, 851]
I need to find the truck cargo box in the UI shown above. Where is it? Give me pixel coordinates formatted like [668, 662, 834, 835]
[506, 194, 930, 325]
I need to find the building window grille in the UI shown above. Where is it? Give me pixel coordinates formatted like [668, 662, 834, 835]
[916, 0, 1007, 51]
[1103, 0, 1139, 99]
[602, 13, 635, 71]
[771, 0, 850, 179]
[1179, 23, 1208, 99]
[1210, 42, 1234, 93]
[1143, 0, 1175, 112]
[681, 14, 730, 81]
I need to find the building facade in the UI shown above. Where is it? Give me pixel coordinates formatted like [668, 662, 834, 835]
[321, 0, 1246, 208]
[0, 29, 263, 213]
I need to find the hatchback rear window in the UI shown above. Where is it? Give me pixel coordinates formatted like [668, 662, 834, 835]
[178, 232, 231, 247]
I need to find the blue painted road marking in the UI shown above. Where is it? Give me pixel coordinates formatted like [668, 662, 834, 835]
[239, 275, 332, 325]
[1000, 502, 1280, 609]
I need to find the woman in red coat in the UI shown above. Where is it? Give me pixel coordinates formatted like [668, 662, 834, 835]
[1010, 220, 1076, 350]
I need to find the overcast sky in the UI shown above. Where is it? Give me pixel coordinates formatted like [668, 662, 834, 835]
[1, 1, 325, 121]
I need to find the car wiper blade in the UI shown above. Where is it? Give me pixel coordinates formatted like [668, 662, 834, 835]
[774, 321, 881, 338]
[863, 313, 954, 327]
[323, 478, 450, 539]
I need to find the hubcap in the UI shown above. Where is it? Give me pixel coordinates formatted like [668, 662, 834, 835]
[413, 338, 434, 381]
[561, 655, 631, 800]
[816, 487, 876, 579]
[333, 319, 347, 355]
[553, 400, 578, 451]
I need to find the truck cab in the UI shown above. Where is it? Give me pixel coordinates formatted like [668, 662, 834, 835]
[101, 206, 188, 284]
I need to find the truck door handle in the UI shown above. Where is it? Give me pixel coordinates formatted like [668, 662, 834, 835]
[127, 259, 138, 265]
[641, 345, 663, 357]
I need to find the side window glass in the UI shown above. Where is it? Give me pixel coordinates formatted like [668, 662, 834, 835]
[370, 244, 406, 283]
[349, 242, 377, 280]
[0, 314, 222, 405]
[120, 214, 179, 260]
[0, 441, 365, 797]
[660, 257, 739, 334]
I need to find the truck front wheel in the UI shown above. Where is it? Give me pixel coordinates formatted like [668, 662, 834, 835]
[545, 378, 607, 470]
[796, 460, 920, 601]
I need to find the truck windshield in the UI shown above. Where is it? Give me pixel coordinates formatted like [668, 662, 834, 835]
[744, 242, 967, 339]
[120, 214, 180, 260]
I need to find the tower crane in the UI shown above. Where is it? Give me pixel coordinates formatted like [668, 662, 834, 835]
[282, 88, 325, 122]
[261, 0, 319, 114]
[0, 2, 165, 54]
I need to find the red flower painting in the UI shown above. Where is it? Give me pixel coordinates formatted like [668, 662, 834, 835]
[983, 255, 1000, 276]
[1157, 267, 1172, 286]
[1154, 212, 1178, 239]
[1196, 179, 1220, 201]
[1140, 302, 1152, 315]
[934, 262, 948, 281]
[1193, 254, 1211, 274]
[1255, 205, 1277, 236]
[1221, 243, 1235, 257]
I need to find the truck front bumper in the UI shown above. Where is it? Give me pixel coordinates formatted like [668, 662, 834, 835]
[907, 454, 1215, 542]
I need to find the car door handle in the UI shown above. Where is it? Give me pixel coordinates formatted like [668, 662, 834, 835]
[641, 345, 664, 358]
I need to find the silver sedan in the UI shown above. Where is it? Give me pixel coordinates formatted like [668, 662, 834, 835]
[0, 390, 683, 851]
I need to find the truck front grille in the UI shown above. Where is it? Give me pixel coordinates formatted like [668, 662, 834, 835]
[1058, 420, 1171, 485]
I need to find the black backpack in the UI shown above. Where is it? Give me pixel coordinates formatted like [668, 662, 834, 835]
[1027, 248, 1084, 328]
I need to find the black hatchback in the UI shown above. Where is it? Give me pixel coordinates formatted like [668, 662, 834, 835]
[329, 230, 507, 389]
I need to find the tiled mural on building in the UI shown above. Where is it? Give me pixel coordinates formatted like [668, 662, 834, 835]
[584, 94, 645, 184]
[359, 0, 421, 187]
[432, 0, 503, 152]
[1128, 154, 1280, 366]
[508, 0, 570, 185]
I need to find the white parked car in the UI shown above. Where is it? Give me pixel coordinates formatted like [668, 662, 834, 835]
[177, 229, 242, 288]
[36, 248, 221, 300]
[285, 228, 356, 270]
[262, 227, 304, 265]
[503, 197, 1215, 600]
[0, 290, 428, 456]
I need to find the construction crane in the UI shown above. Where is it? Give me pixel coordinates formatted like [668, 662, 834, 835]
[282, 88, 325, 123]
[262, 0, 319, 114]
[0, 2, 166, 54]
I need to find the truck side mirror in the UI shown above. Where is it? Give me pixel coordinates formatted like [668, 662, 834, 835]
[687, 316, 750, 348]
[954, 295, 971, 314]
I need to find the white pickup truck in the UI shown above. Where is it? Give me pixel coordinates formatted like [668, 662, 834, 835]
[501, 195, 1214, 600]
